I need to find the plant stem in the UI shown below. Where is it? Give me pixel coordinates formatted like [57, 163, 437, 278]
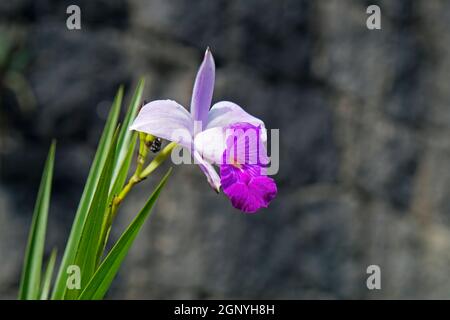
[139, 142, 177, 178]
[96, 133, 153, 264]
[105, 141, 175, 235]
[110, 141, 176, 216]
[96, 138, 177, 266]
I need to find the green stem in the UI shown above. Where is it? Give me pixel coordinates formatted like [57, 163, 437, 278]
[97, 140, 176, 265]
[139, 142, 177, 179]
[96, 133, 154, 264]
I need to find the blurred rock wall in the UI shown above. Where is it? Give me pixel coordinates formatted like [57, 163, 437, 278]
[1, 0, 450, 299]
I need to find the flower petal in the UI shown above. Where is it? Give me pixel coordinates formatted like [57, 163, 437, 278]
[193, 150, 221, 192]
[191, 48, 215, 130]
[130, 99, 193, 147]
[194, 127, 227, 164]
[206, 101, 266, 141]
[195, 122, 269, 166]
[220, 164, 277, 213]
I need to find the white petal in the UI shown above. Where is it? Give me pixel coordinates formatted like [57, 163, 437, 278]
[207, 101, 267, 143]
[207, 100, 264, 126]
[194, 127, 227, 164]
[130, 100, 193, 147]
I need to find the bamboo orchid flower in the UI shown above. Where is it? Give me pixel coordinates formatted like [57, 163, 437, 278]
[130, 48, 277, 212]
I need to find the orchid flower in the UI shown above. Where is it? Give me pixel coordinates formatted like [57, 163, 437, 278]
[130, 48, 277, 213]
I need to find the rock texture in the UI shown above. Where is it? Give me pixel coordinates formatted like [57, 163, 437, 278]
[1, 0, 450, 299]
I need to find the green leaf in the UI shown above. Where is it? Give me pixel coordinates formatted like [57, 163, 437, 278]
[109, 131, 137, 203]
[52, 87, 123, 299]
[79, 168, 172, 300]
[96, 131, 138, 263]
[40, 249, 57, 300]
[64, 128, 119, 300]
[18, 141, 56, 300]
[96, 79, 144, 267]
[111, 78, 144, 188]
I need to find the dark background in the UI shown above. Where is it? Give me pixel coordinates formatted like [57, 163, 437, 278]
[0, 0, 448, 299]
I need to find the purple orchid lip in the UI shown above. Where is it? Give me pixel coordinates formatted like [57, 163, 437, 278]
[219, 123, 277, 213]
[220, 163, 277, 213]
[221, 122, 269, 167]
[129, 48, 277, 212]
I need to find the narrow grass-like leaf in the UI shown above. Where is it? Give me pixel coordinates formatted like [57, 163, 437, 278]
[97, 80, 144, 260]
[111, 78, 144, 186]
[96, 131, 138, 263]
[79, 168, 172, 300]
[18, 141, 55, 300]
[109, 131, 137, 202]
[96, 79, 144, 264]
[64, 129, 119, 300]
[40, 249, 57, 300]
[52, 87, 123, 299]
